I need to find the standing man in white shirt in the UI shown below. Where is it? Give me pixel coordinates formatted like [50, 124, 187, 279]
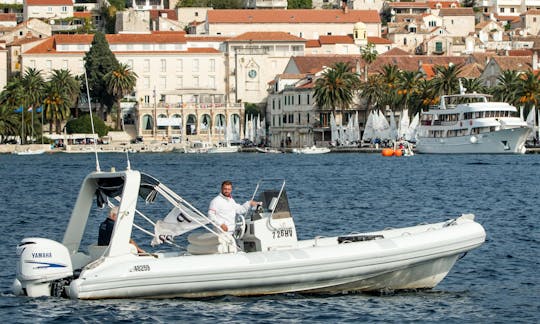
[208, 180, 260, 234]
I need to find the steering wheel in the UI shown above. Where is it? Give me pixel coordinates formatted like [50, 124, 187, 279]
[233, 214, 246, 239]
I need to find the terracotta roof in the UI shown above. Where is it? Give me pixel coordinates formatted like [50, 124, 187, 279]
[458, 63, 483, 78]
[495, 15, 521, 23]
[305, 39, 320, 47]
[508, 49, 533, 56]
[24, 32, 192, 54]
[9, 35, 42, 46]
[427, 1, 460, 9]
[185, 48, 220, 53]
[279, 73, 306, 79]
[381, 47, 410, 56]
[186, 36, 229, 42]
[367, 36, 392, 44]
[150, 9, 178, 21]
[370, 56, 468, 74]
[522, 9, 540, 16]
[491, 56, 532, 71]
[421, 64, 436, 79]
[438, 8, 474, 16]
[319, 35, 354, 44]
[207, 9, 380, 24]
[296, 80, 314, 89]
[73, 12, 91, 19]
[290, 55, 360, 74]
[228, 32, 305, 42]
[388, 3, 430, 8]
[26, 0, 72, 5]
[389, 1, 459, 9]
[0, 13, 16, 21]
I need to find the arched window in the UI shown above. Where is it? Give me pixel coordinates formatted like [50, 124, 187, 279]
[157, 114, 168, 130]
[230, 113, 241, 138]
[142, 114, 153, 130]
[171, 114, 182, 130]
[200, 114, 211, 131]
[187, 114, 197, 135]
[215, 114, 225, 133]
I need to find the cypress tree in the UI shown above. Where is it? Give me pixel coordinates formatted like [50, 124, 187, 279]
[83, 32, 119, 120]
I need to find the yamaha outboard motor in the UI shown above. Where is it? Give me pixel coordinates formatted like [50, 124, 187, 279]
[13, 237, 73, 297]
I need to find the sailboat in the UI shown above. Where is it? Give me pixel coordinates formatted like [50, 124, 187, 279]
[208, 116, 239, 153]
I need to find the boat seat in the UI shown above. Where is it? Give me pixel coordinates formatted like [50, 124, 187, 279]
[187, 232, 237, 255]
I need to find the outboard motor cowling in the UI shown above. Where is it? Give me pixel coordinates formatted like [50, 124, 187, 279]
[15, 237, 73, 297]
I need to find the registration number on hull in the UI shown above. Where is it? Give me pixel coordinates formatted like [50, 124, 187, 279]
[272, 228, 293, 239]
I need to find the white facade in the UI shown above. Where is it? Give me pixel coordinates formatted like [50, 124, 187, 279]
[24, 0, 73, 21]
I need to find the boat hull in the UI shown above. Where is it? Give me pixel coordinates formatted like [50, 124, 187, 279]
[69, 218, 485, 299]
[416, 127, 530, 154]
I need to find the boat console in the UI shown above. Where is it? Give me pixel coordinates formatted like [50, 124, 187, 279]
[240, 180, 298, 252]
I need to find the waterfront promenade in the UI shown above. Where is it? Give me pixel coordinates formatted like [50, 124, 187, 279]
[1, 144, 539, 154]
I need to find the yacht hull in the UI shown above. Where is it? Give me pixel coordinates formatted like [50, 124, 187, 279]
[416, 127, 530, 154]
[68, 217, 485, 299]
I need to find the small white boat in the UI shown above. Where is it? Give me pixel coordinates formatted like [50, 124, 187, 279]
[416, 92, 530, 154]
[13, 167, 485, 299]
[293, 146, 331, 154]
[255, 147, 282, 154]
[207, 145, 239, 153]
[13, 149, 45, 155]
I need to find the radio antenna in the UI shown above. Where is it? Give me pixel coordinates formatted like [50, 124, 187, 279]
[84, 69, 101, 172]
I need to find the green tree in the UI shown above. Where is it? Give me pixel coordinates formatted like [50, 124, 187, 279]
[396, 70, 422, 111]
[21, 68, 46, 143]
[378, 64, 401, 110]
[492, 70, 522, 105]
[288, 0, 312, 9]
[517, 70, 540, 109]
[42, 69, 79, 134]
[0, 105, 19, 143]
[104, 63, 138, 130]
[432, 63, 463, 96]
[176, 0, 244, 7]
[65, 113, 109, 137]
[83, 32, 119, 119]
[460, 78, 486, 94]
[360, 43, 378, 82]
[314, 62, 360, 125]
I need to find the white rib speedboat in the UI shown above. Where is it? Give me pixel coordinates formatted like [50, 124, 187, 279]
[13, 167, 485, 299]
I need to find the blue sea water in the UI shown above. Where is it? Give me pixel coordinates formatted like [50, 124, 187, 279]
[0, 152, 538, 322]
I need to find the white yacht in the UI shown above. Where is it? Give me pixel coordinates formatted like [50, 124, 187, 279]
[416, 93, 530, 154]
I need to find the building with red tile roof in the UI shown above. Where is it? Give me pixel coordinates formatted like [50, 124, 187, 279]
[24, 0, 73, 21]
[206, 9, 381, 39]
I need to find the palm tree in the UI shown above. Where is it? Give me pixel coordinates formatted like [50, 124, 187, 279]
[460, 78, 486, 94]
[378, 64, 401, 110]
[517, 70, 540, 110]
[43, 82, 71, 134]
[40, 69, 80, 134]
[358, 74, 383, 112]
[492, 70, 521, 105]
[432, 63, 463, 96]
[104, 63, 138, 130]
[313, 62, 360, 125]
[396, 70, 422, 111]
[21, 68, 46, 143]
[0, 77, 27, 143]
[0, 105, 19, 143]
[360, 43, 378, 82]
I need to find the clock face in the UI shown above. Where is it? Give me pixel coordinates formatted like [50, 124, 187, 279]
[248, 69, 257, 78]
